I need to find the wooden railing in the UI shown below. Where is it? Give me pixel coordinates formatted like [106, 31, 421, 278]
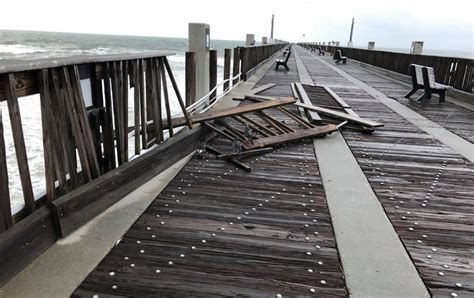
[299, 43, 473, 93]
[239, 43, 289, 80]
[0, 52, 211, 286]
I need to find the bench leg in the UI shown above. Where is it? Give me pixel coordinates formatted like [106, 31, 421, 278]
[439, 90, 446, 103]
[275, 64, 279, 71]
[416, 92, 426, 101]
[404, 88, 417, 99]
[284, 65, 290, 71]
[342, 58, 347, 64]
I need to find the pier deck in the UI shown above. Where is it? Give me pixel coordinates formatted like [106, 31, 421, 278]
[74, 46, 473, 297]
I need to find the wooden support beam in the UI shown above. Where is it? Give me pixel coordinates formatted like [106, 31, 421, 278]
[242, 124, 338, 150]
[152, 58, 164, 143]
[188, 97, 295, 124]
[294, 102, 384, 128]
[159, 59, 174, 138]
[121, 61, 129, 161]
[232, 47, 240, 85]
[185, 52, 196, 107]
[217, 147, 274, 160]
[3, 74, 36, 214]
[223, 48, 231, 92]
[133, 60, 141, 155]
[209, 50, 217, 100]
[0, 108, 12, 231]
[103, 62, 116, 170]
[38, 69, 57, 203]
[205, 145, 251, 172]
[139, 59, 147, 150]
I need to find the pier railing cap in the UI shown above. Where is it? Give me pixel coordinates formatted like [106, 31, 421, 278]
[0, 51, 175, 74]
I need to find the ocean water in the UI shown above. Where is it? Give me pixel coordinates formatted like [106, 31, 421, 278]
[0, 29, 243, 212]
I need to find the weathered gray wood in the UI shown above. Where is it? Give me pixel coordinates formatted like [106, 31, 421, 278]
[103, 62, 117, 170]
[38, 69, 57, 202]
[210, 50, 218, 100]
[139, 59, 147, 150]
[3, 74, 36, 213]
[185, 52, 196, 107]
[242, 124, 337, 150]
[294, 102, 384, 128]
[232, 47, 240, 85]
[223, 48, 231, 92]
[152, 58, 163, 143]
[133, 60, 141, 155]
[294, 83, 322, 122]
[0, 51, 174, 75]
[189, 98, 295, 124]
[159, 59, 173, 138]
[0, 108, 12, 231]
[163, 57, 193, 129]
[71, 66, 101, 177]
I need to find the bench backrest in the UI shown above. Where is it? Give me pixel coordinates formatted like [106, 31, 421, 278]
[409, 64, 424, 86]
[422, 66, 436, 88]
[319, 47, 324, 52]
[410, 64, 436, 88]
[334, 50, 342, 60]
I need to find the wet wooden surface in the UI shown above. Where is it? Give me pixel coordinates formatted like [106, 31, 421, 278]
[74, 48, 473, 298]
[297, 48, 474, 297]
[74, 55, 347, 297]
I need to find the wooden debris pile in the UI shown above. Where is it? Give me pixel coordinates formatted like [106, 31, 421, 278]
[193, 83, 383, 171]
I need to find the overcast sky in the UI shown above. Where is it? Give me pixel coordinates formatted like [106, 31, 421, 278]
[1, 0, 472, 51]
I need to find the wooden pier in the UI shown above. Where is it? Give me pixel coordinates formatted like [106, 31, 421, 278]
[71, 46, 474, 297]
[1, 43, 473, 297]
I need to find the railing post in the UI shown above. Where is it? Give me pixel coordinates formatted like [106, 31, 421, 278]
[185, 51, 196, 107]
[232, 47, 241, 85]
[209, 49, 217, 101]
[223, 48, 231, 92]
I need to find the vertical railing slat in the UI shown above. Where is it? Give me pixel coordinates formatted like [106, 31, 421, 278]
[0, 108, 13, 231]
[3, 74, 36, 214]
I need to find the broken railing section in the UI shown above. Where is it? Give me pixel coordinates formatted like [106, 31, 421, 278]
[0, 53, 191, 230]
[188, 83, 382, 171]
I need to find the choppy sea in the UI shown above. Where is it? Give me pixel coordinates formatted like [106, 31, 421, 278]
[0, 29, 243, 212]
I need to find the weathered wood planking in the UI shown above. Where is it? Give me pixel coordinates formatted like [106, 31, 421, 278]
[297, 48, 474, 297]
[329, 58, 474, 143]
[74, 106, 347, 297]
[294, 83, 322, 122]
[3, 74, 36, 214]
[0, 108, 12, 231]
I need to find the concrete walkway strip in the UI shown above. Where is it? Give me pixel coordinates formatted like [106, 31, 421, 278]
[294, 46, 430, 297]
[306, 47, 474, 163]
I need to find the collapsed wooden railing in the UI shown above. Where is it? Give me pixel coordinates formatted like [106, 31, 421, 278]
[0, 52, 211, 286]
[299, 43, 473, 93]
